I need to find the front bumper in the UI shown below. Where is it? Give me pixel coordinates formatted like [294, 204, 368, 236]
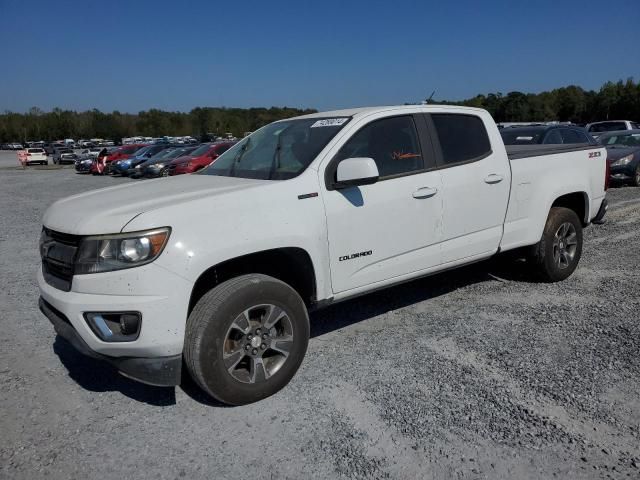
[609, 164, 636, 181]
[40, 297, 181, 386]
[38, 262, 192, 356]
[143, 166, 166, 177]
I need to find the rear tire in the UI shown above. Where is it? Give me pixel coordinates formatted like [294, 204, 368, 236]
[184, 274, 309, 405]
[531, 207, 583, 282]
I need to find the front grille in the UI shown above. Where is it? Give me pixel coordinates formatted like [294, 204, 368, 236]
[41, 228, 81, 291]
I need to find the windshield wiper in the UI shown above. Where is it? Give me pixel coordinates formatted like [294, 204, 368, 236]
[229, 138, 250, 177]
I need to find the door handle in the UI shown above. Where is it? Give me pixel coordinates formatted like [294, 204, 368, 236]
[412, 187, 438, 199]
[484, 174, 504, 184]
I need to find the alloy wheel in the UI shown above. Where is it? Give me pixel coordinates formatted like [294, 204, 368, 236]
[553, 222, 578, 269]
[222, 304, 294, 384]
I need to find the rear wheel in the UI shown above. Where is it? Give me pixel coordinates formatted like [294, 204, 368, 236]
[185, 274, 309, 405]
[531, 207, 583, 282]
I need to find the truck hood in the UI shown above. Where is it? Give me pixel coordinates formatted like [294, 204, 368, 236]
[43, 175, 264, 235]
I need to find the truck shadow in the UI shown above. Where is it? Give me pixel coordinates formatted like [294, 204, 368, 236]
[52, 255, 533, 407]
[53, 337, 177, 406]
[309, 256, 533, 338]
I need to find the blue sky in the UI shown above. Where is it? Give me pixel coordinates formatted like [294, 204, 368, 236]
[0, 0, 638, 113]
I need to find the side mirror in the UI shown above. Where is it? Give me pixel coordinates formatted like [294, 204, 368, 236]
[334, 157, 379, 189]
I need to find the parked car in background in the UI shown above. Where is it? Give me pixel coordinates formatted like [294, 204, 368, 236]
[586, 120, 640, 139]
[124, 147, 179, 177]
[500, 125, 596, 146]
[97, 144, 147, 174]
[597, 129, 640, 186]
[137, 146, 198, 178]
[89, 148, 112, 175]
[168, 142, 235, 176]
[52, 147, 76, 164]
[8, 143, 24, 150]
[81, 147, 104, 158]
[111, 144, 176, 176]
[75, 157, 93, 173]
[23, 148, 48, 165]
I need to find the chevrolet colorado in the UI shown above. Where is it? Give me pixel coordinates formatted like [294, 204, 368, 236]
[38, 105, 608, 405]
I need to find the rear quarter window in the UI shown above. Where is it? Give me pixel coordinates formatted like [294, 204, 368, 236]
[431, 114, 491, 166]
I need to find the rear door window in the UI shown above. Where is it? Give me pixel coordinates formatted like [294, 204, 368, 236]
[430, 114, 491, 166]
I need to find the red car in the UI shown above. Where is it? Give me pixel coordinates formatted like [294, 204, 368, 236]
[167, 142, 235, 175]
[90, 144, 147, 175]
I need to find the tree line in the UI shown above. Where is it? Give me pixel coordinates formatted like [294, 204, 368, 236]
[1, 79, 638, 143]
[440, 78, 639, 124]
[0, 106, 317, 143]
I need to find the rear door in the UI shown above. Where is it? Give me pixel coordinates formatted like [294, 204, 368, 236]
[322, 114, 444, 294]
[426, 113, 511, 264]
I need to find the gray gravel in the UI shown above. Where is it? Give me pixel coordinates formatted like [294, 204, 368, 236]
[1, 155, 639, 479]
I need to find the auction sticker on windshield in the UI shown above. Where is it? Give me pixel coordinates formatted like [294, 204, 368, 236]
[311, 118, 349, 128]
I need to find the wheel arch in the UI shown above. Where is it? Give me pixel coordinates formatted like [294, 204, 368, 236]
[550, 191, 589, 226]
[188, 247, 317, 314]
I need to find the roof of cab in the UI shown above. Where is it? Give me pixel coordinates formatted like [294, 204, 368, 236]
[289, 104, 488, 121]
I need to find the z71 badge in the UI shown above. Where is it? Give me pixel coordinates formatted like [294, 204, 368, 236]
[589, 151, 601, 158]
[339, 250, 373, 262]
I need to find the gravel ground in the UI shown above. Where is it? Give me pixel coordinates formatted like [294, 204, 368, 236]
[1, 157, 639, 479]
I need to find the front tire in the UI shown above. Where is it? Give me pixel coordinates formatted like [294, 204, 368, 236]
[185, 274, 309, 405]
[531, 207, 583, 282]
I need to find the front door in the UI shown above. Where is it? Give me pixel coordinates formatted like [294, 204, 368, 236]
[322, 115, 444, 294]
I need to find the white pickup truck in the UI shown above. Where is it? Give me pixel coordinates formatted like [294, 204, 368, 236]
[39, 105, 608, 405]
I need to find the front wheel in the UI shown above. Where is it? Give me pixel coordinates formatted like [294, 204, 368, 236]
[184, 274, 309, 405]
[531, 207, 583, 282]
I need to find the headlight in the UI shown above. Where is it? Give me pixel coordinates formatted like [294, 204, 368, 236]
[610, 154, 634, 166]
[75, 228, 170, 274]
[155, 163, 165, 169]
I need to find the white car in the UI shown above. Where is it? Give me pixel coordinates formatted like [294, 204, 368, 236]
[24, 147, 48, 165]
[81, 147, 104, 158]
[586, 120, 640, 139]
[38, 105, 607, 405]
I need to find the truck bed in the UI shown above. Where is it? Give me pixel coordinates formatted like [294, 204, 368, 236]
[506, 143, 599, 160]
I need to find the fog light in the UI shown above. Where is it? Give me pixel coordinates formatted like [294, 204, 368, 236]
[84, 312, 141, 342]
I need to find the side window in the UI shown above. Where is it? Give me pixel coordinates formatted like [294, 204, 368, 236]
[335, 116, 423, 178]
[543, 130, 563, 144]
[431, 114, 491, 165]
[560, 129, 584, 144]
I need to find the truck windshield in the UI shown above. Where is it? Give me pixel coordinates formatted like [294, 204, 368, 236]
[200, 117, 350, 180]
